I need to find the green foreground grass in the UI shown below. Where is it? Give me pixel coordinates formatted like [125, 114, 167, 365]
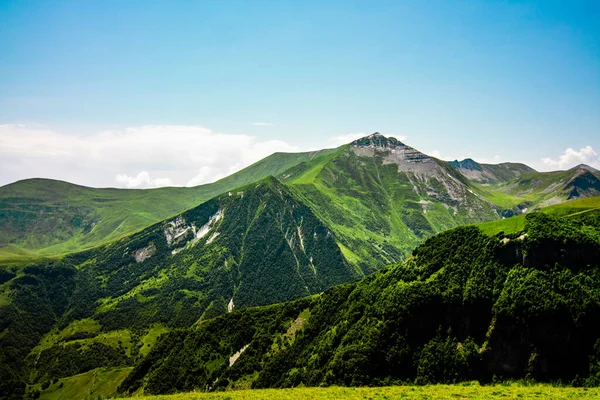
[130, 385, 600, 400]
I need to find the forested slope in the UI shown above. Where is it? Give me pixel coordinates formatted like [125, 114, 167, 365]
[0, 177, 357, 399]
[121, 208, 600, 394]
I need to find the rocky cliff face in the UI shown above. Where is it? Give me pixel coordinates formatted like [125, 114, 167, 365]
[351, 133, 437, 174]
[350, 133, 495, 208]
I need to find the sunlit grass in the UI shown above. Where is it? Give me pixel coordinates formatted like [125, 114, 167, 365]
[131, 384, 600, 400]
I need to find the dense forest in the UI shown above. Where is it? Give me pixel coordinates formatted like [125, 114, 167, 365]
[120, 210, 600, 394]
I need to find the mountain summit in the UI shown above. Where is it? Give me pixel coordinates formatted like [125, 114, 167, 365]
[350, 132, 434, 173]
[570, 164, 598, 173]
[350, 132, 407, 148]
[449, 158, 483, 171]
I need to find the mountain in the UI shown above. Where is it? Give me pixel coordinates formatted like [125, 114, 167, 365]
[2, 132, 596, 266]
[0, 176, 358, 399]
[115, 198, 600, 394]
[0, 149, 334, 262]
[448, 158, 536, 184]
[278, 133, 501, 270]
[3, 133, 600, 399]
[474, 164, 600, 215]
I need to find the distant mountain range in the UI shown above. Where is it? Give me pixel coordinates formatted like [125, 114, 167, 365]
[0, 149, 334, 261]
[1, 133, 598, 265]
[1, 133, 600, 399]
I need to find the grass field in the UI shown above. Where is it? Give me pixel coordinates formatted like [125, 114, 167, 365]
[130, 385, 600, 400]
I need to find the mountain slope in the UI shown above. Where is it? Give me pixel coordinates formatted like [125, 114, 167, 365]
[118, 203, 600, 394]
[474, 165, 600, 213]
[0, 149, 334, 262]
[0, 177, 357, 399]
[279, 133, 500, 271]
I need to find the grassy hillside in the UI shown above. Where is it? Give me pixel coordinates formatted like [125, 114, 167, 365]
[0, 149, 334, 262]
[117, 208, 600, 395]
[2, 195, 599, 399]
[277, 134, 500, 271]
[34, 367, 132, 400]
[3, 135, 600, 400]
[475, 167, 600, 214]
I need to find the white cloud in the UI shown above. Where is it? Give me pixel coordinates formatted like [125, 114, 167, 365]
[116, 171, 174, 188]
[0, 124, 299, 188]
[251, 122, 275, 126]
[541, 146, 600, 170]
[430, 150, 442, 158]
[478, 155, 504, 164]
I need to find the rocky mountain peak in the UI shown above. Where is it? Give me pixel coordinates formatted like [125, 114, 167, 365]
[351, 133, 406, 149]
[449, 158, 483, 172]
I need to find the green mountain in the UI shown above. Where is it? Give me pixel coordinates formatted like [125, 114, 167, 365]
[3, 133, 600, 399]
[474, 164, 600, 215]
[112, 198, 600, 394]
[1, 188, 599, 399]
[278, 134, 502, 270]
[2, 132, 596, 269]
[0, 176, 358, 399]
[0, 149, 334, 262]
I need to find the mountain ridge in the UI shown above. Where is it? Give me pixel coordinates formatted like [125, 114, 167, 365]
[116, 201, 600, 394]
[0, 149, 335, 262]
[2, 133, 598, 264]
[2, 133, 598, 266]
[2, 130, 600, 398]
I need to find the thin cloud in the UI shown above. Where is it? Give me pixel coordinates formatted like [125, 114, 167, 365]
[0, 124, 298, 188]
[251, 122, 275, 126]
[328, 133, 367, 147]
[541, 146, 600, 170]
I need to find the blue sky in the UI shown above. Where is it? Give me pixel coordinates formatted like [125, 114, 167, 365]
[1, 0, 599, 187]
